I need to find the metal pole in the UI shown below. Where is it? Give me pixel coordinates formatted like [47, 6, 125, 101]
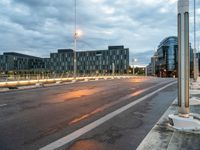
[132, 58, 135, 76]
[100, 55, 102, 74]
[178, 0, 190, 116]
[74, 36, 77, 79]
[193, 0, 197, 81]
[197, 41, 200, 78]
[194, 0, 199, 78]
[73, 0, 77, 79]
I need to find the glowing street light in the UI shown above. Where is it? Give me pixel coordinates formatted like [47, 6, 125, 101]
[75, 30, 83, 37]
[73, 0, 83, 79]
[73, 29, 83, 80]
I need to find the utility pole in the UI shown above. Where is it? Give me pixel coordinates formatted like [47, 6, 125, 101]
[73, 0, 77, 79]
[193, 0, 198, 81]
[195, 0, 199, 79]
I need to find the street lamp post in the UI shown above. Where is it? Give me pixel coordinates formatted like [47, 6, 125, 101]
[193, 0, 198, 81]
[73, 0, 77, 79]
[74, 33, 77, 79]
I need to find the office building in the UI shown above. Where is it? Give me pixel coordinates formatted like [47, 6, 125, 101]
[155, 36, 178, 77]
[0, 45, 129, 75]
[50, 46, 129, 74]
[0, 52, 45, 74]
[148, 36, 195, 77]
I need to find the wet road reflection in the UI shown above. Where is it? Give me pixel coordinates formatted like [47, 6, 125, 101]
[68, 89, 147, 125]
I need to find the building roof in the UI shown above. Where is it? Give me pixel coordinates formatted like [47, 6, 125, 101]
[55, 46, 128, 53]
[3, 52, 41, 59]
[158, 36, 178, 49]
[58, 49, 73, 53]
[108, 45, 124, 50]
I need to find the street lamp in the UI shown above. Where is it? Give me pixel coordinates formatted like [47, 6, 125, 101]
[193, 0, 198, 81]
[73, 30, 83, 79]
[192, 0, 199, 81]
[73, 0, 77, 79]
[73, 0, 83, 79]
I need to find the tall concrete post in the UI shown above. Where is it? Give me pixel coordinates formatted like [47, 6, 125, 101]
[112, 63, 115, 76]
[168, 0, 200, 130]
[178, 0, 190, 116]
[193, 0, 198, 81]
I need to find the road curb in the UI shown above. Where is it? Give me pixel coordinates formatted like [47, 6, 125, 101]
[0, 76, 135, 93]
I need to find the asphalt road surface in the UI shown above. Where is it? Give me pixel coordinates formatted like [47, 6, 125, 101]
[0, 77, 177, 150]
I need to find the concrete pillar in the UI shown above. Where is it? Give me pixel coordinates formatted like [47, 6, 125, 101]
[178, 0, 190, 116]
[193, 0, 198, 81]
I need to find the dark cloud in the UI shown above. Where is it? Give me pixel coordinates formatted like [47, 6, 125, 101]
[0, 0, 199, 65]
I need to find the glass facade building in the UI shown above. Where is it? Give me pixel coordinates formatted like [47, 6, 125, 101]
[0, 52, 45, 73]
[155, 36, 178, 77]
[151, 36, 194, 77]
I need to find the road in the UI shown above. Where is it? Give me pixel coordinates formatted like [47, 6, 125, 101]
[0, 77, 177, 150]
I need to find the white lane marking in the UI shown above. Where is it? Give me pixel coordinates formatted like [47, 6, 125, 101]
[40, 81, 176, 150]
[0, 104, 7, 107]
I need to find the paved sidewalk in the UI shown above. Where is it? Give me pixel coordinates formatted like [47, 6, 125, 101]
[137, 79, 200, 150]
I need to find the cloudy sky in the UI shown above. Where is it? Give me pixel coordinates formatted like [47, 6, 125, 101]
[0, 0, 199, 65]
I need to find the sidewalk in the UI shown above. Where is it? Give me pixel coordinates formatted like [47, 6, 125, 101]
[137, 78, 200, 150]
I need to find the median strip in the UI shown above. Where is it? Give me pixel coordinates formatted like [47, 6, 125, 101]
[40, 81, 176, 150]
